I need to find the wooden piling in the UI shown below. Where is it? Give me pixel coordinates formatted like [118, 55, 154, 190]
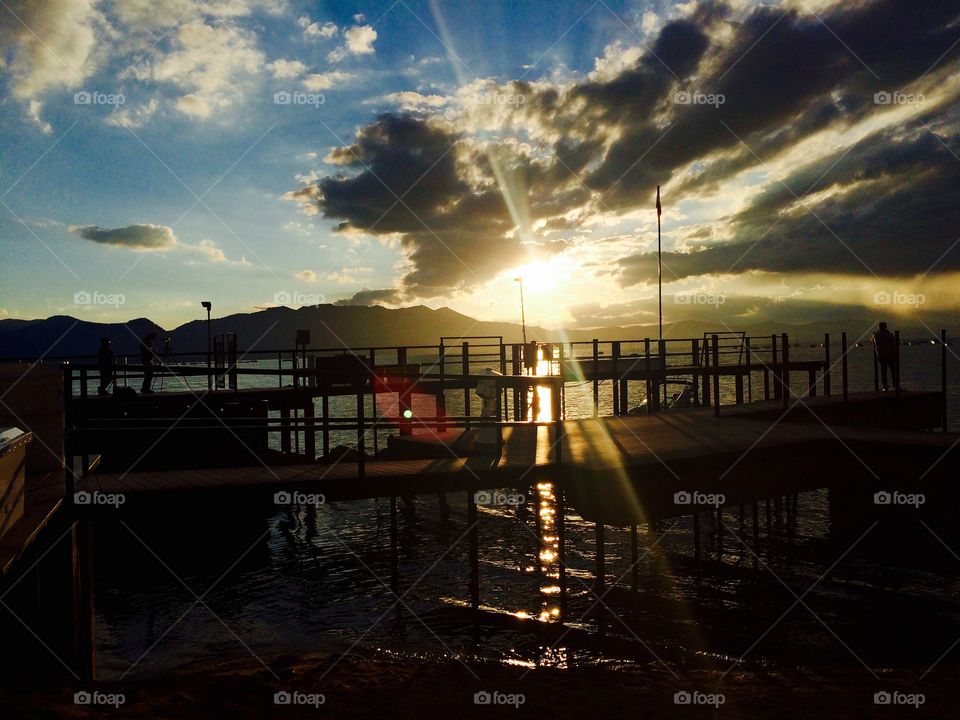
[781, 333, 790, 409]
[594, 521, 605, 595]
[557, 484, 568, 619]
[942, 328, 948, 432]
[711, 334, 720, 416]
[592, 339, 600, 418]
[611, 341, 620, 416]
[390, 496, 399, 595]
[692, 512, 701, 559]
[823, 333, 831, 396]
[467, 489, 479, 610]
[841, 332, 849, 402]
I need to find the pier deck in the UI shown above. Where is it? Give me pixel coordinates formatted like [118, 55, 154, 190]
[79, 392, 957, 521]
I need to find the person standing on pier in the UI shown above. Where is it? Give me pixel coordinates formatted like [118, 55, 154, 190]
[872, 322, 898, 391]
[97, 337, 115, 396]
[140, 332, 158, 394]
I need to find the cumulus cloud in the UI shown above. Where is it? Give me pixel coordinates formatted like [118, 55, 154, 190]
[0, 0, 103, 130]
[334, 288, 405, 306]
[302, 71, 354, 91]
[298, 16, 337, 40]
[69, 223, 246, 264]
[70, 223, 177, 249]
[295, 269, 318, 281]
[144, 21, 264, 118]
[105, 98, 160, 129]
[267, 58, 307, 79]
[326, 24, 377, 62]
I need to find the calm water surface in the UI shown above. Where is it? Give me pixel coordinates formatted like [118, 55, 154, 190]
[93, 343, 960, 678]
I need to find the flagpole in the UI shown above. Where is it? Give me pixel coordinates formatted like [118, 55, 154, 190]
[657, 185, 662, 343]
[657, 185, 664, 408]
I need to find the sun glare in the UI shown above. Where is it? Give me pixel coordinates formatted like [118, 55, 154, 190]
[512, 261, 560, 293]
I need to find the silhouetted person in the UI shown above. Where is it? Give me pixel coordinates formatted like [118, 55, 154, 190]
[96, 337, 115, 396]
[872, 322, 898, 391]
[524, 340, 539, 375]
[140, 332, 157, 394]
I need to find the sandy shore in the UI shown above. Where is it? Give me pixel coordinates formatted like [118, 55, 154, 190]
[2, 649, 954, 719]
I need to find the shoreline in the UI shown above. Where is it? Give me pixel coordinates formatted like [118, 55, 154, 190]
[3, 648, 954, 719]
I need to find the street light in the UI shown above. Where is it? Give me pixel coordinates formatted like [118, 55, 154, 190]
[513, 277, 526, 345]
[201, 301, 212, 390]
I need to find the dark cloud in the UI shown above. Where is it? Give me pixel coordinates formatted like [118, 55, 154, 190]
[618, 114, 960, 284]
[303, 114, 573, 297]
[70, 223, 177, 249]
[299, 0, 960, 299]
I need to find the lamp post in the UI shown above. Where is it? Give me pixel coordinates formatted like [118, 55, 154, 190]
[201, 301, 212, 391]
[513, 277, 527, 345]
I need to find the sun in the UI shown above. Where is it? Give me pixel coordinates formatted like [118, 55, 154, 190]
[512, 260, 559, 293]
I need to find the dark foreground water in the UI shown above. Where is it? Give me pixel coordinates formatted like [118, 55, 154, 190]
[90, 342, 960, 680]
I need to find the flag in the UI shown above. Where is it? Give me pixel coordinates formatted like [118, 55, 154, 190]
[656, 185, 661, 217]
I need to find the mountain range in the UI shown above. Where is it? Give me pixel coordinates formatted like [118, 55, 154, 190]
[0, 304, 949, 360]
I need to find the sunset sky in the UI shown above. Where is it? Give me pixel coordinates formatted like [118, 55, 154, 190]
[1, 0, 958, 330]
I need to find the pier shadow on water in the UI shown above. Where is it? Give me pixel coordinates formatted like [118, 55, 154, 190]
[82, 477, 960, 681]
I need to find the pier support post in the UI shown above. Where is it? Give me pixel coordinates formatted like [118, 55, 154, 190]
[771, 335, 780, 401]
[592, 339, 599, 418]
[594, 521, 605, 596]
[390, 496, 399, 596]
[462, 342, 471, 427]
[611, 342, 620, 416]
[322, 395, 330, 458]
[841, 332, 849, 403]
[824, 333, 831, 396]
[692, 513, 701, 559]
[467, 490, 479, 610]
[76, 518, 96, 682]
[645, 339, 653, 413]
[781, 333, 791, 409]
[711, 335, 721, 416]
[280, 408, 291, 454]
[557, 485, 567, 619]
[304, 401, 316, 461]
[942, 328, 949, 432]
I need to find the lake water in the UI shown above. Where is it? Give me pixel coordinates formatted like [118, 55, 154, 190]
[91, 342, 960, 680]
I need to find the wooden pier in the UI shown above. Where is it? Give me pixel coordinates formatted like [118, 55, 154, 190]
[0, 328, 952, 683]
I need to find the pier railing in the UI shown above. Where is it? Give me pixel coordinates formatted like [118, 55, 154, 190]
[55, 330, 930, 415]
